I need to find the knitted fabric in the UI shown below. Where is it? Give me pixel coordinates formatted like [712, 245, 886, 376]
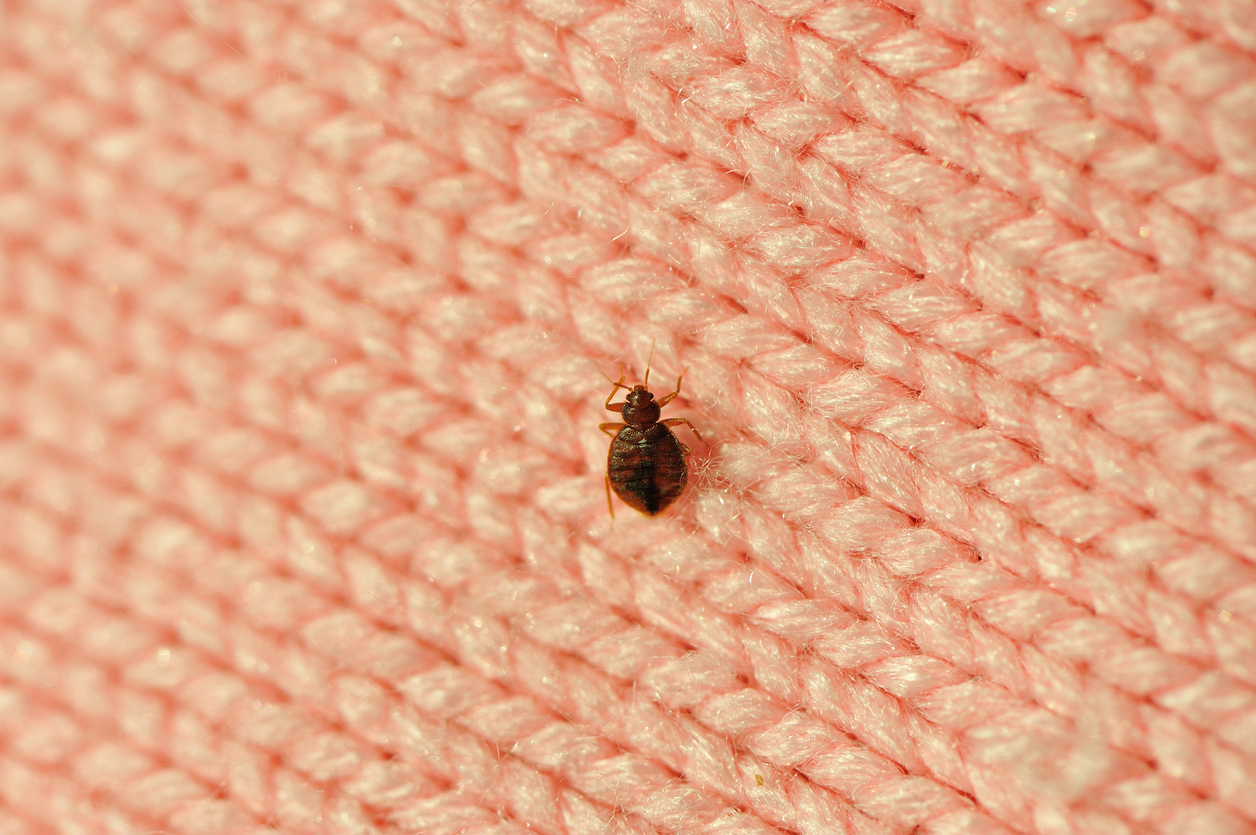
[3, 0, 1256, 833]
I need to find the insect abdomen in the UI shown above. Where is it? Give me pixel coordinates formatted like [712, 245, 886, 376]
[607, 425, 687, 515]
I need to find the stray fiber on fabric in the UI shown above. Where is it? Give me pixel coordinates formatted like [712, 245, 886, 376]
[3, 0, 1256, 832]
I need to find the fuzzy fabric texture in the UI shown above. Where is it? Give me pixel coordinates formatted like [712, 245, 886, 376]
[3, 0, 1256, 833]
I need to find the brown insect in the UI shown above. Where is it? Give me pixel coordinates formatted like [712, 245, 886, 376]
[599, 354, 700, 517]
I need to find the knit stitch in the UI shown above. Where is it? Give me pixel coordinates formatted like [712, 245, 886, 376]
[1, 0, 1255, 833]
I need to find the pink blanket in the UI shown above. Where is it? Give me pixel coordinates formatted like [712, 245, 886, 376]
[2, 0, 1255, 832]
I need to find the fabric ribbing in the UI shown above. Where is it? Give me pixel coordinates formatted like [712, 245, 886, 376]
[1, 1, 1255, 833]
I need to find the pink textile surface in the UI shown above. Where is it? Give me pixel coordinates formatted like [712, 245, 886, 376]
[3, 0, 1256, 832]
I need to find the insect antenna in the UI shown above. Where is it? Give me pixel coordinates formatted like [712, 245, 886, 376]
[643, 340, 656, 388]
[596, 362, 624, 385]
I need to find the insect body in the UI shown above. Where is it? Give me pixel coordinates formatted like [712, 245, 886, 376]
[599, 362, 700, 517]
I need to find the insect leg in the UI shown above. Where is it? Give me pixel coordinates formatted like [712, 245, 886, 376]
[604, 475, 615, 519]
[599, 422, 626, 437]
[657, 371, 685, 406]
[661, 417, 702, 442]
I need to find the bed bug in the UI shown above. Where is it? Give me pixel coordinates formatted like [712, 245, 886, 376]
[599, 354, 700, 517]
